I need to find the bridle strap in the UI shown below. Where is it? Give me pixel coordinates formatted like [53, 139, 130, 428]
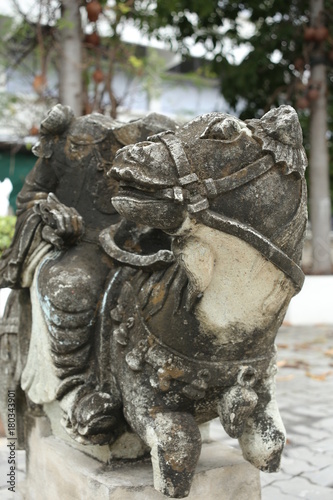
[156, 131, 209, 212]
[204, 154, 274, 198]
[148, 130, 305, 289]
[154, 131, 275, 212]
[158, 131, 199, 185]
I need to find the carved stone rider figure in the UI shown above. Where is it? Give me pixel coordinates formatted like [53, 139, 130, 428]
[0, 104, 176, 437]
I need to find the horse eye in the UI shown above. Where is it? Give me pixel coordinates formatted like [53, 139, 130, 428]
[219, 118, 244, 140]
[200, 117, 246, 141]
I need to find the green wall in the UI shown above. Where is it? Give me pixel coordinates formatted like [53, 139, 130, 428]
[0, 150, 36, 212]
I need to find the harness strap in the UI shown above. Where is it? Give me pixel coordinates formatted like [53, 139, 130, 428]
[99, 223, 175, 268]
[156, 131, 210, 212]
[204, 154, 274, 197]
[196, 210, 305, 291]
[142, 327, 277, 391]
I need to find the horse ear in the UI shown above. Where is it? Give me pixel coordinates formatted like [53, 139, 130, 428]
[246, 105, 308, 176]
[249, 105, 304, 148]
[200, 117, 246, 141]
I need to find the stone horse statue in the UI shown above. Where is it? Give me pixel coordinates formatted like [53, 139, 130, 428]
[0, 105, 307, 499]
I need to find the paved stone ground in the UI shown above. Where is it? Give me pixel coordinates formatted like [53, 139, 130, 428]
[1, 325, 333, 499]
[260, 324, 333, 499]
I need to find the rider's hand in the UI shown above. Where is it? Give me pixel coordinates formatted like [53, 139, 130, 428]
[36, 193, 84, 247]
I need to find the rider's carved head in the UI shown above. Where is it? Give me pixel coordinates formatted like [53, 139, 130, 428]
[32, 104, 177, 168]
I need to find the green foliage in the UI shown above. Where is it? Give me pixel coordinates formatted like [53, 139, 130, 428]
[128, 55, 144, 70]
[196, 1, 308, 118]
[117, 3, 131, 15]
[0, 216, 16, 258]
[56, 17, 75, 31]
[135, 0, 225, 53]
[139, 1, 330, 117]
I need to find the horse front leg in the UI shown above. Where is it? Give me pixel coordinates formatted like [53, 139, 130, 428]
[147, 411, 202, 498]
[217, 361, 285, 473]
[123, 389, 202, 498]
[237, 369, 286, 472]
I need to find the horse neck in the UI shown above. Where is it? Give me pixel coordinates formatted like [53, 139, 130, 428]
[171, 220, 295, 335]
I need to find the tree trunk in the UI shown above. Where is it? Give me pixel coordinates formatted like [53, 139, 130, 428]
[59, 0, 83, 116]
[309, 0, 332, 274]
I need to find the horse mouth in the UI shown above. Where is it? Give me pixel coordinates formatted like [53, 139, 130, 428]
[115, 182, 170, 202]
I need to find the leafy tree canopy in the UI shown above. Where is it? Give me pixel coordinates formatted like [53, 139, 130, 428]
[136, 1, 332, 118]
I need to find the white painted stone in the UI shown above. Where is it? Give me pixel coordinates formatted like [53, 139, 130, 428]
[5, 270, 332, 329]
[20, 240, 52, 288]
[21, 257, 59, 404]
[25, 416, 261, 500]
[174, 220, 295, 341]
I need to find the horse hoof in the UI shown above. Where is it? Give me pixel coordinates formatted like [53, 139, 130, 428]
[238, 399, 286, 472]
[147, 412, 202, 498]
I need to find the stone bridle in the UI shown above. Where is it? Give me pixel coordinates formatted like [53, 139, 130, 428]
[139, 128, 305, 293]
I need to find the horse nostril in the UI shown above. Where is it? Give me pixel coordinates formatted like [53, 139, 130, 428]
[110, 166, 136, 183]
[108, 166, 120, 179]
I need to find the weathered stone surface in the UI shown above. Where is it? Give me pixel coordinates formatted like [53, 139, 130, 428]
[0, 104, 307, 498]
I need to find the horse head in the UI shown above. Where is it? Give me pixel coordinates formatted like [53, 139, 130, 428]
[110, 105, 307, 292]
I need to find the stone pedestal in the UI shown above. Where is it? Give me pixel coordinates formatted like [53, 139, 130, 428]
[25, 416, 261, 500]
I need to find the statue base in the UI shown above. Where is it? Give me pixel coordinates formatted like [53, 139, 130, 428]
[25, 415, 261, 500]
